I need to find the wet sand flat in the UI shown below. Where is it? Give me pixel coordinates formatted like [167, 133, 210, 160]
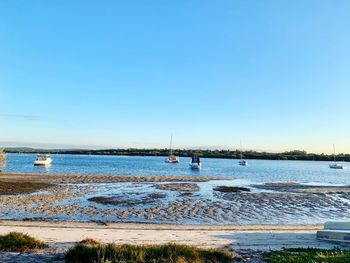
[0, 173, 350, 225]
[1, 172, 225, 184]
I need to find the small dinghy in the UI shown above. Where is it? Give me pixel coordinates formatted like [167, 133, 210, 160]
[239, 159, 248, 166]
[317, 221, 350, 244]
[190, 155, 201, 169]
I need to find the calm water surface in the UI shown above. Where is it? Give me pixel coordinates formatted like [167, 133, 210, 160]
[4, 153, 350, 185]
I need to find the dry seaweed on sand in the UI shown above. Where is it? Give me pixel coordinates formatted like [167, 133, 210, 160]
[213, 186, 250, 193]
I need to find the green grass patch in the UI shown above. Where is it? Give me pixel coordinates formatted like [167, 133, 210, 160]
[65, 242, 235, 263]
[266, 247, 350, 263]
[0, 232, 48, 251]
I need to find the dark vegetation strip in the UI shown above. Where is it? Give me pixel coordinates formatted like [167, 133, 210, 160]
[5, 148, 350, 161]
[65, 242, 235, 263]
[213, 186, 250, 192]
[0, 181, 52, 195]
[266, 248, 350, 263]
[88, 193, 166, 206]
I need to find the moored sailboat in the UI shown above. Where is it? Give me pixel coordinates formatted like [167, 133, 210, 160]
[238, 141, 248, 166]
[329, 144, 347, 169]
[165, 134, 179, 163]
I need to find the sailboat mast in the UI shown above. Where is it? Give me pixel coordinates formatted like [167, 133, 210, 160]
[333, 144, 336, 163]
[169, 134, 173, 156]
[240, 140, 243, 160]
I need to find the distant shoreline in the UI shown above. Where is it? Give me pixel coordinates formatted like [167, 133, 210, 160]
[4, 148, 350, 162]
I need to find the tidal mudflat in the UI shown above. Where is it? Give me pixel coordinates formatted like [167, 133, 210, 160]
[1, 173, 350, 224]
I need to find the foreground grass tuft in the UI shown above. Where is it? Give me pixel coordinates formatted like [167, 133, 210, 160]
[78, 238, 101, 247]
[266, 248, 350, 263]
[65, 242, 234, 263]
[0, 232, 48, 251]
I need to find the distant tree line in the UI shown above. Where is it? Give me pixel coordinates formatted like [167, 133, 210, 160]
[3, 148, 350, 162]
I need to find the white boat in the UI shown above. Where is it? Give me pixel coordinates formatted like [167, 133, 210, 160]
[238, 141, 248, 166]
[165, 134, 179, 163]
[329, 144, 347, 169]
[190, 155, 201, 169]
[167, 155, 180, 163]
[317, 221, 350, 244]
[34, 154, 52, 166]
[329, 163, 347, 169]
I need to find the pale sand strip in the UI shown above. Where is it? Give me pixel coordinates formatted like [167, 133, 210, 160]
[0, 221, 339, 251]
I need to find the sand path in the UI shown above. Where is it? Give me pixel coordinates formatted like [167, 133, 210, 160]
[0, 221, 342, 251]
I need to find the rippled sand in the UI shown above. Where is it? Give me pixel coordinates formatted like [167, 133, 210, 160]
[0, 173, 350, 224]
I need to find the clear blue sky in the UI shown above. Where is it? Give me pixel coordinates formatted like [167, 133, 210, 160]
[1, 0, 350, 153]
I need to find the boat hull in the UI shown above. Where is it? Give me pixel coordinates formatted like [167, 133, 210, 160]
[190, 163, 201, 169]
[34, 159, 52, 166]
[239, 160, 248, 166]
[329, 164, 347, 169]
[165, 156, 180, 163]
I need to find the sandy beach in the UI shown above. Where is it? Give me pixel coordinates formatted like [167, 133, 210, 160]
[0, 220, 337, 251]
[0, 220, 340, 262]
[1, 219, 348, 263]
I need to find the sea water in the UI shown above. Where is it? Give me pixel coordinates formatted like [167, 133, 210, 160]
[4, 153, 349, 185]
